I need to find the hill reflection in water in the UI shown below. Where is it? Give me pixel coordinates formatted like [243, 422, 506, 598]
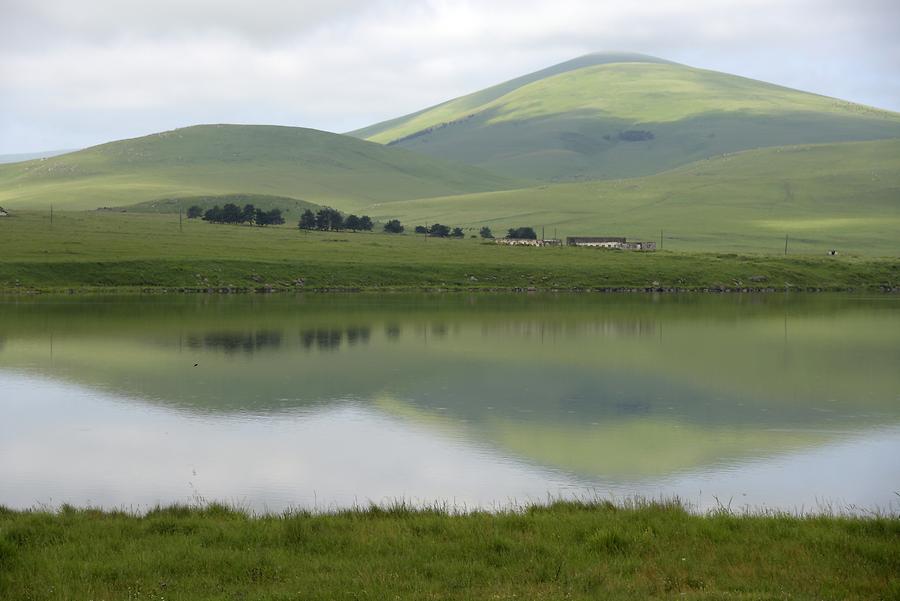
[1, 293, 898, 511]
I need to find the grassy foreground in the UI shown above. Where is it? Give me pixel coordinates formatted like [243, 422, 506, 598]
[0, 211, 897, 293]
[0, 501, 897, 600]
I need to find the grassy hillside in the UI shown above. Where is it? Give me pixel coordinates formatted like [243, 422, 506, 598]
[352, 52, 673, 141]
[353, 54, 900, 180]
[359, 139, 900, 256]
[0, 124, 518, 211]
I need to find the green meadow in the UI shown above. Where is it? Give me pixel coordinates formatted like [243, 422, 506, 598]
[362, 139, 900, 255]
[0, 210, 897, 292]
[0, 133, 896, 257]
[1, 502, 897, 601]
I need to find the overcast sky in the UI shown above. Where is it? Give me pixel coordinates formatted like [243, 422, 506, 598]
[1, 0, 898, 154]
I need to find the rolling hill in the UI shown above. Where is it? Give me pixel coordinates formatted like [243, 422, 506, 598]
[358, 138, 900, 255]
[352, 53, 900, 181]
[0, 124, 519, 211]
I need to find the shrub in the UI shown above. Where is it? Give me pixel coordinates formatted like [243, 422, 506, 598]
[429, 224, 451, 237]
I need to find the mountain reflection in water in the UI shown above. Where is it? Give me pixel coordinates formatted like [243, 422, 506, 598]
[1, 293, 898, 512]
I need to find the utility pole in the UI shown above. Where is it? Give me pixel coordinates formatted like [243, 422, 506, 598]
[541, 226, 545, 241]
[660, 229, 663, 250]
[784, 233, 789, 255]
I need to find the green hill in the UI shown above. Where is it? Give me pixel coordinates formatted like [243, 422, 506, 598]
[0, 124, 518, 211]
[352, 53, 900, 181]
[359, 139, 900, 256]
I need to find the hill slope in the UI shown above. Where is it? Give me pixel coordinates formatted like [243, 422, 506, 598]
[358, 138, 900, 256]
[0, 124, 519, 210]
[352, 53, 900, 181]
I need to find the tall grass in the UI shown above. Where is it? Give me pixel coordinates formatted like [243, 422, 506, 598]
[1, 499, 897, 600]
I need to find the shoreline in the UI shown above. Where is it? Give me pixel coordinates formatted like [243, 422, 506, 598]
[2, 284, 898, 295]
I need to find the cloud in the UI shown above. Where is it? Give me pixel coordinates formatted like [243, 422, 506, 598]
[1, 0, 898, 153]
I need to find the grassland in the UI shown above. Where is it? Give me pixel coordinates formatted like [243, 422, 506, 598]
[354, 54, 900, 180]
[1, 501, 897, 600]
[0, 124, 518, 211]
[0, 210, 897, 292]
[361, 139, 900, 255]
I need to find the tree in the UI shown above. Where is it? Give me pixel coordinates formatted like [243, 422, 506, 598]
[268, 209, 284, 225]
[241, 204, 256, 225]
[359, 215, 373, 231]
[298, 209, 316, 230]
[429, 223, 451, 237]
[451, 227, 464, 238]
[479, 226, 494, 239]
[344, 214, 361, 231]
[328, 209, 344, 231]
[316, 208, 343, 231]
[414, 225, 428, 234]
[383, 219, 404, 234]
[222, 203, 242, 224]
[506, 226, 537, 240]
[203, 205, 224, 223]
[187, 205, 203, 219]
[255, 208, 284, 226]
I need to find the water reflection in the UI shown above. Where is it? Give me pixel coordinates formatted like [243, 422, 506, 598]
[0, 293, 898, 512]
[187, 330, 284, 354]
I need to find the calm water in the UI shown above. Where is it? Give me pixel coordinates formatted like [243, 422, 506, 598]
[1, 294, 898, 513]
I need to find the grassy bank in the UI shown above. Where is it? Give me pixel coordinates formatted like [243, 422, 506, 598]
[0, 211, 897, 293]
[0, 501, 897, 600]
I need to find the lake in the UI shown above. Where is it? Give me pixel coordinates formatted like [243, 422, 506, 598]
[1, 293, 898, 514]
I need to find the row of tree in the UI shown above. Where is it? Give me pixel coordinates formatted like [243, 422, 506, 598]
[407, 224, 533, 240]
[189, 205, 536, 240]
[298, 208, 374, 232]
[189, 203, 284, 226]
[413, 224, 465, 237]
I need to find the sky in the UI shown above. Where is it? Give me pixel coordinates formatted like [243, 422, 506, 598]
[1, 0, 898, 154]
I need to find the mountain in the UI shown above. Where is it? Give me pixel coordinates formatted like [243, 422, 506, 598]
[358, 138, 900, 256]
[0, 124, 518, 210]
[351, 53, 900, 181]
